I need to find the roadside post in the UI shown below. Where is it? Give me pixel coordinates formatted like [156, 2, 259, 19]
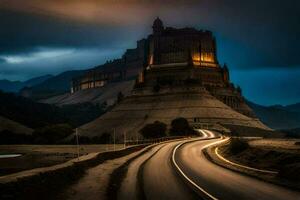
[75, 128, 80, 160]
[113, 128, 116, 151]
[124, 131, 126, 149]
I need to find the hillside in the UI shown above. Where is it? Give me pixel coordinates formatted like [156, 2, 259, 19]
[248, 101, 300, 130]
[20, 70, 86, 100]
[41, 80, 135, 106]
[273, 103, 300, 113]
[0, 115, 33, 135]
[76, 87, 270, 141]
[0, 80, 23, 93]
[23, 75, 54, 87]
[0, 75, 53, 93]
[280, 128, 300, 138]
[0, 90, 106, 129]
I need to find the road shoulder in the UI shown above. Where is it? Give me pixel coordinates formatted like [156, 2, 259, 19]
[203, 139, 300, 191]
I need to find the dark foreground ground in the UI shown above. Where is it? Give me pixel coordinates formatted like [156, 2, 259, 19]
[0, 144, 123, 176]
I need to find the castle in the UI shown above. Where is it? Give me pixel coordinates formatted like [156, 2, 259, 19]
[75, 18, 270, 139]
[71, 39, 147, 93]
[72, 18, 254, 118]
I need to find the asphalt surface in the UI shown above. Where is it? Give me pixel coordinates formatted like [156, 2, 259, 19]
[118, 130, 300, 200]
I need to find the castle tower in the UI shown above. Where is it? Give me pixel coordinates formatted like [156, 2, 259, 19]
[222, 63, 230, 84]
[188, 49, 194, 67]
[151, 18, 164, 65]
[152, 17, 164, 35]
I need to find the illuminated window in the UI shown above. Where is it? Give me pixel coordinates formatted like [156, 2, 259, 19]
[201, 52, 214, 62]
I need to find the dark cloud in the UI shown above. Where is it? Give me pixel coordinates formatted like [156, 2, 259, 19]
[0, 58, 6, 63]
[0, 9, 138, 55]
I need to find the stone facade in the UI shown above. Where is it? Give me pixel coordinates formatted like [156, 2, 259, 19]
[71, 39, 148, 93]
[71, 18, 254, 117]
[135, 18, 254, 117]
[76, 18, 271, 139]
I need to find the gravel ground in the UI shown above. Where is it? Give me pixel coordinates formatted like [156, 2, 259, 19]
[249, 139, 300, 151]
[212, 138, 300, 190]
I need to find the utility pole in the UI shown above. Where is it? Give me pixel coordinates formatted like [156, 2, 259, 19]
[113, 128, 116, 151]
[124, 131, 126, 149]
[75, 128, 80, 160]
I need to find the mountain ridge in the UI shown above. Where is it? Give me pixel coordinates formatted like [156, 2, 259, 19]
[0, 74, 53, 93]
[20, 70, 87, 100]
[247, 100, 300, 130]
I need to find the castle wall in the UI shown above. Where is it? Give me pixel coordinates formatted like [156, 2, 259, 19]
[71, 39, 148, 93]
[149, 30, 218, 66]
[70, 18, 257, 120]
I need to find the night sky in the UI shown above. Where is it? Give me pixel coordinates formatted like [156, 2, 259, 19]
[0, 0, 299, 105]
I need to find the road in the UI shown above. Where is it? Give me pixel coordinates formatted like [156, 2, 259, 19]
[118, 130, 300, 200]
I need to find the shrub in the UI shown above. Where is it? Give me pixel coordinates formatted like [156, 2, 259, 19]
[33, 124, 73, 144]
[169, 117, 195, 136]
[92, 133, 112, 144]
[139, 121, 167, 139]
[153, 84, 160, 92]
[184, 78, 200, 85]
[278, 163, 300, 181]
[117, 92, 124, 103]
[227, 138, 249, 155]
[0, 130, 33, 144]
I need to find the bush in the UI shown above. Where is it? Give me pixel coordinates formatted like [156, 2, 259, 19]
[169, 117, 195, 136]
[0, 130, 33, 144]
[85, 133, 112, 144]
[278, 163, 300, 181]
[33, 124, 73, 144]
[153, 84, 160, 92]
[139, 121, 167, 139]
[117, 92, 124, 103]
[227, 138, 249, 155]
[184, 78, 200, 85]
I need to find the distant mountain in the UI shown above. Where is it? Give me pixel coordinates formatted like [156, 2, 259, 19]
[20, 70, 86, 100]
[284, 103, 300, 113]
[0, 75, 53, 93]
[0, 80, 23, 93]
[248, 101, 300, 130]
[24, 74, 53, 87]
[280, 127, 300, 138]
[267, 103, 300, 113]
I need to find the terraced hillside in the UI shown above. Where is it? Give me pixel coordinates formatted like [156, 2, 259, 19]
[76, 86, 270, 141]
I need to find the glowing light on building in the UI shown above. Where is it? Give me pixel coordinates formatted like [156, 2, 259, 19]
[192, 53, 201, 65]
[201, 52, 215, 63]
[193, 52, 217, 67]
[149, 54, 154, 65]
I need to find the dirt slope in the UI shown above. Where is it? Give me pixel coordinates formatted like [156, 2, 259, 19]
[41, 80, 135, 106]
[76, 87, 270, 140]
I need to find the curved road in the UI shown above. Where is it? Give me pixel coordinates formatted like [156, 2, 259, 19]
[118, 130, 300, 200]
